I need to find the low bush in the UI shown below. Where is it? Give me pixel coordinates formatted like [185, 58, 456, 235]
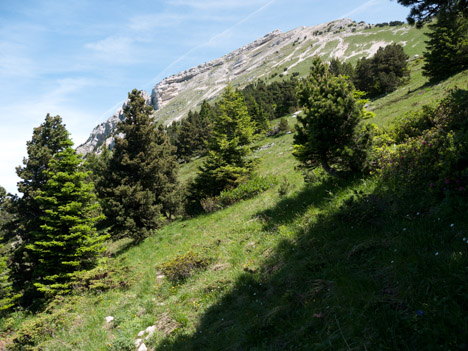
[160, 250, 210, 282]
[109, 335, 134, 351]
[219, 175, 278, 205]
[374, 88, 468, 195]
[199, 175, 278, 213]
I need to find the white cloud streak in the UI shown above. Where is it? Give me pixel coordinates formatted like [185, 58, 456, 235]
[339, 0, 381, 19]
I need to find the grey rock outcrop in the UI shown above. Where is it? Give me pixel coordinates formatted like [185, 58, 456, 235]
[76, 91, 151, 155]
[78, 18, 419, 155]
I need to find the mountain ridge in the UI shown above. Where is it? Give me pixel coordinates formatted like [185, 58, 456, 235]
[77, 18, 425, 155]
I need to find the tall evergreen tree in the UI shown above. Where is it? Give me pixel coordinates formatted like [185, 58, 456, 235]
[0, 255, 19, 312]
[0, 186, 19, 312]
[11, 115, 69, 304]
[294, 57, 368, 177]
[27, 140, 107, 297]
[99, 89, 180, 242]
[190, 85, 255, 200]
[423, 10, 468, 81]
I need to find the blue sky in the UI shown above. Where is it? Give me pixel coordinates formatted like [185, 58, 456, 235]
[0, 0, 410, 193]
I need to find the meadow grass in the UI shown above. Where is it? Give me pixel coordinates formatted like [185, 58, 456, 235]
[1, 64, 467, 350]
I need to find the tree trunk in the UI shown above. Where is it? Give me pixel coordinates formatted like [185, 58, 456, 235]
[321, 160, 341, 178]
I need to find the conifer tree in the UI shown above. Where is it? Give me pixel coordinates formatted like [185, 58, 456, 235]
[27, 140, 107, 297]
[11, 115, 69, 304]
[294, 57, 367, 177]
[246, 95, 270, 133]
[190, 85, 255, 200]
[354, 44, 409, 97]
[423, 10, 468, 81]
[0, 186, 19, 312]
[396, 0, 467, 27]
[0, 255, 19, 312]
[99, 89, 180, 242]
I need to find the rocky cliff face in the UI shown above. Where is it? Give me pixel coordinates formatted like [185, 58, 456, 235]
[76, 91, 152, 154]
[78, 18, 423, 155]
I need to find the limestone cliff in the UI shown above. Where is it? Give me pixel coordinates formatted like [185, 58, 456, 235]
[78, 19, 424, 154]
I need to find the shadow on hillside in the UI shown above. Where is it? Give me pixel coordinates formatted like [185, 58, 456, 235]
[257, 176, 354, 232]
[154, 178, 387, 351]
[155, 172, 468, 350]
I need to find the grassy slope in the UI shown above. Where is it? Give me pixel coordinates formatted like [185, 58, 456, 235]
[2, 68, 468, 350]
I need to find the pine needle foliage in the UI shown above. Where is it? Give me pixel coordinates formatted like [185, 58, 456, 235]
[26, 140, 107, 297]
[12, 115, 70, 304]
[190, 85, 255, 200]
[294, 57, 368, 177]
[99, 89, 180, 242]
[423, 11, 468, 81]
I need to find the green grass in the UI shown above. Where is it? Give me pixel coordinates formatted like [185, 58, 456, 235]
[370, 61, 468, 127]
[2, 65, 467, 350]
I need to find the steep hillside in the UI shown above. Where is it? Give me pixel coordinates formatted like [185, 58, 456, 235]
[3, 60, 467, 350]
[77, 19, 427, 154]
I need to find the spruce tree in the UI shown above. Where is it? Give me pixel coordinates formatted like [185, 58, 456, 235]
[423, 10, 468, 81]
[354, 44, 409, 97]
[294, 57, 367, 177]
[11, 114, 69, 304]
[0, 255, 19, 312]
[190, 85, 255, 200]
[99, 89, 180, 242]
[27, 141, 107, 297]
[0, 186, 19, 312]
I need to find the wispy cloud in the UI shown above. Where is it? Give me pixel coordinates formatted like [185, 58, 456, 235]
[339, 0, 381, 19]
[128, 13, 185, 32]
[167, 0, 268, 10]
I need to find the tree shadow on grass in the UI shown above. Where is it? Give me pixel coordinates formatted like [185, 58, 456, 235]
[154, 174, 468, 350]
[153, 178, 385, 351]
[257, 175, 356, 232]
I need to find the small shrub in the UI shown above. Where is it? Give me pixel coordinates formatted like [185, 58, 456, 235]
[160, 250, 210, 282]
[200, 197, 222, 213]
[278, 177, 292, 197]
[374, 89, 468, 195]
[110, 335, 134, 351]
[267, 118, 290, 137]
[219, 175, 278, 205]
[9, 297, 77, 351]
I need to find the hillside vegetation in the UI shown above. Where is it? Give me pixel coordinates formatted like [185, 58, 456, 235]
[1, 52, 467, 350]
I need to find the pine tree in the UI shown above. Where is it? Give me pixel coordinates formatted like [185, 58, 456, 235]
[196, 100, 214, 150]
[396, 0, 467, 27]
[0, 186, 19, 312]
[27, 140, 107, 297]
[423, 10, 468, 81]
[245, 95, 269, 133]
[0, 255, 19, 312]
[354, 44, 409, 97]
[294, 57, 367, 177]
[11, 114, 69, 304]
[99, 89, 180, 242]
[190, 85, 255, 200]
